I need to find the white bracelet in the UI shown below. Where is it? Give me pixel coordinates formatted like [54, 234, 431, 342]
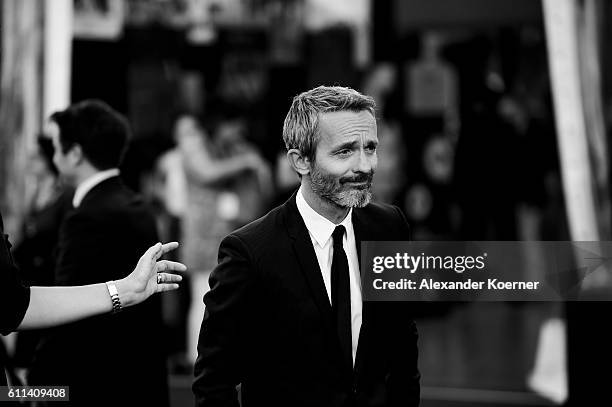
[105, 281, 123, 314]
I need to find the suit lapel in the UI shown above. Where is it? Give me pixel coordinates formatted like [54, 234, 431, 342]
[283, 192, 335, 332]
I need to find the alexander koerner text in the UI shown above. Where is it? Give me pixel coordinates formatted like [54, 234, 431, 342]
[372, 279, 540, 290]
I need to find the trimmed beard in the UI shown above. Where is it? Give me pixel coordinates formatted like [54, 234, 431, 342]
[309, 162, 373, 208]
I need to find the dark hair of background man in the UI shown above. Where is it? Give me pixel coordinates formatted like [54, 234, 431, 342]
[50, 99, 130, 170]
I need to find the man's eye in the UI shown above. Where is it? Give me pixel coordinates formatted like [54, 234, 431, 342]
[336, 150, 351, 156]
[366, 146, 377, 153]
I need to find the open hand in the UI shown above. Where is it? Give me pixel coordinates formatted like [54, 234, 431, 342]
[117, 242, 186, 307]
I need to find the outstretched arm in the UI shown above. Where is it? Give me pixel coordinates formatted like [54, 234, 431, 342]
[17, 242, 185, 330]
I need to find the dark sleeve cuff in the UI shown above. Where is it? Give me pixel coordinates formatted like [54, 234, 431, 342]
[1, 232, 32, 335]
[0, 279, 31, 336]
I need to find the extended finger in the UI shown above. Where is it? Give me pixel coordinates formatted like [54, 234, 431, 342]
[156, 272, 183, 284]
[142, 242, 163, 263]
[156, 283, 180, 293]
[157, 242, 180, 259]
[156, 260, 187, 273]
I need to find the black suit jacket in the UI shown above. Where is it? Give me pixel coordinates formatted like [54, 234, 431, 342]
[29, 177, 169, 407]
[193, 193, 420, 407]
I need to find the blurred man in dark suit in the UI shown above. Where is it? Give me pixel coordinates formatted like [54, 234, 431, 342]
[193, 86, 420, 407]
[12, 136, 73, 370]
[29, 100, 169, 406]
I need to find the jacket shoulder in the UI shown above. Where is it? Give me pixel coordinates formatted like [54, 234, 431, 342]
[70, 184, 156, 239]
[359, 201, 407, 224]
[79, 183, 149, 215]
[226, 204, 288, 255]
[356, 201, 410, 240]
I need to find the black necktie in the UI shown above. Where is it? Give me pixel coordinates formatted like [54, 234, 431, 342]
[331, 225, 352, 368]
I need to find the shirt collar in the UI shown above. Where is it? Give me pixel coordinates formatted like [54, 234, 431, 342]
[296, 186, 353, 248]
[72, 168, 120, 208]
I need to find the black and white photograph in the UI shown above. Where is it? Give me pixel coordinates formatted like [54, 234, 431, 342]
[1, 0, 612, 406]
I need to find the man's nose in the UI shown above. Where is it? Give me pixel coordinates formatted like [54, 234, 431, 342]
[355, 149, 375, 173]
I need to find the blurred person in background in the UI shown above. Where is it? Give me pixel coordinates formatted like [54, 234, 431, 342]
[362, 63, 408, 206]
[27, 100, 170, 407]
[13, 135, 73, 287]
[10, 136, 74, 373]
[213, 109, 273, 229]
[173, 113, 267, 362]
[193, 86, 419, 407]
[371, 121, 407, 205]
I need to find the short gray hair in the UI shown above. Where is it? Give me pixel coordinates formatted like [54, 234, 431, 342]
[282, 86, 376, 160]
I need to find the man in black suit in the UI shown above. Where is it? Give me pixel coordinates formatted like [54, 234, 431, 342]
[193, 86, 420, 407]
[29, 100, 169, 406]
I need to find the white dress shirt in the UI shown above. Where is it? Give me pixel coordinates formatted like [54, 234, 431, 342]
[296, 187, 362, 365]
[72, 168, 120, 208]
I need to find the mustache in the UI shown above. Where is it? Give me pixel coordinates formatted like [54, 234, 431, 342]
[340, 172, 374, 184]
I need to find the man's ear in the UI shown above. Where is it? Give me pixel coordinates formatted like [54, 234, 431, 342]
[68, 144, 84, 166]
[286, 149, 311, 176]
